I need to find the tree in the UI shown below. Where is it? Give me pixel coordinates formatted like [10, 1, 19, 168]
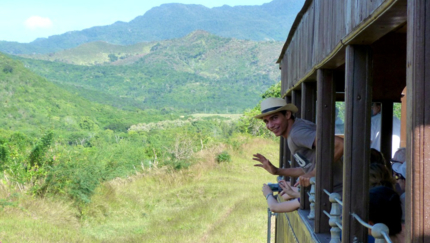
[108, 54, 118, 62]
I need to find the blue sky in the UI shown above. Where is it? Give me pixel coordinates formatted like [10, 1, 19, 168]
[1, 0, 273, 43]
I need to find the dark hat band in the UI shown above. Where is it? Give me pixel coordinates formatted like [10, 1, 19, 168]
[262, 106, 283, 114]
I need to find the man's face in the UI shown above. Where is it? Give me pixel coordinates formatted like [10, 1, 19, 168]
[372, 103, 381, 116]
[262, 111, 289, 137]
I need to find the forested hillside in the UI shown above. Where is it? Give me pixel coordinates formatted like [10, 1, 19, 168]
[15, 31, 283, 113]
[0, 0, 303, 54]
[0, 52, 175, 134]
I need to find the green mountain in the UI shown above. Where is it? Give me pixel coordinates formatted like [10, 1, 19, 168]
[19, 41, 154, 65]
[15, 31, 283, 114]
[0, 52, 175, 134]
[0, 0, 303, 54]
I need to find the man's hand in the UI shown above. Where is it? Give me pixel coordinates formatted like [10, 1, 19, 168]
[294, 176, 311, 187]
[294, 168, 315, 187]
[293, 173, 314, 187]
[253, 153, 278, 175]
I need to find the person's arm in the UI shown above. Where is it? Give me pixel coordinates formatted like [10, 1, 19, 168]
[296, 137, 343, 187]
[262, 184, 300, 213]
[253, 153, 305, 177]
[334, 136, 344, 162]
[312, 136, 343, 162]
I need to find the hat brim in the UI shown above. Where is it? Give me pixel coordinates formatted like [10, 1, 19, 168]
[254, 104, 298, 119]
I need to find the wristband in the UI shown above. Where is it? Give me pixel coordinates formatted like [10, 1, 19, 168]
[266, 193, 273, 200]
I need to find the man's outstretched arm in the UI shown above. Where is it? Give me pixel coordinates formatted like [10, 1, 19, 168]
[253, 153, 305, 177]
[334, 136, 344, 162]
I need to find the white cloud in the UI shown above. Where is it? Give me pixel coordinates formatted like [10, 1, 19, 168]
[24, 16, 53, 29]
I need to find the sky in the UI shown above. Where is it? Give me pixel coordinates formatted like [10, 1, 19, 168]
[0, 0, 273, 43]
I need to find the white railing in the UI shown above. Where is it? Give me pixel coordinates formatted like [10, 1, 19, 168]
[307, 177, 316, 219]
[323, 189, 342, 243]
[321, 185, 392, 243]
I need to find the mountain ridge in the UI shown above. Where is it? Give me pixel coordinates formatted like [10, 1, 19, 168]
[13, 31, 283, 113]
[0, 0, 303, 54]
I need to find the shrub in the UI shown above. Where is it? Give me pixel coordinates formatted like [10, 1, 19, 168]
[2, 64, 13, 74]
[39, 157, 103, 208]
[29, 131, 54, 168]
[216, 151, 231, 163]
[0, 143, 9, 169]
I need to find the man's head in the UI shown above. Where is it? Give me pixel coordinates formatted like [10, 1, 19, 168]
[254, 98, 298, 137]
[254, 98, 298, 119]
[371, 102, 382, 116]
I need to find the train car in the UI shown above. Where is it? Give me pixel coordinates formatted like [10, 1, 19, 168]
[272, 0, 429, 242]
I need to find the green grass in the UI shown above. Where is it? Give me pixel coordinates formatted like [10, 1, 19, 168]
[0, 136, 280, 242]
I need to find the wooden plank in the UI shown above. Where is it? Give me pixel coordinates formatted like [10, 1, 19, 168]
[379, 101, 393, 162]
[279, 137, 284, 170]
[309, 5, 316, 73]
[291, 90, 301, 193]
[283, 96, 292, 174]
[312, 0, 321, 65]
[299, 82, 317, 211]
[315, 69, 336, 234]
[301, 82, 317, 123]
[400, 87, 407, 148]
[342, 45, 372, 243]
[292, 90, 302, 120]
[322, 0, 328, 57]
[345, 0, 352, 34]
[406, 0, 430, 241]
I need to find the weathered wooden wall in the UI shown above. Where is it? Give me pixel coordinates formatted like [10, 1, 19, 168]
[280, 0, 391, 94]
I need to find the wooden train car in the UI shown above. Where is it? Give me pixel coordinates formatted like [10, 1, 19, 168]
[273, 0, 429, 242]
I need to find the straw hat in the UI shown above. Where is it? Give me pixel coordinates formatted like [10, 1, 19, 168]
[254, 98, 298, 119]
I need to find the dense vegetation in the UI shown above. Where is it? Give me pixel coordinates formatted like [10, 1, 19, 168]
[0, 136, 280, 242]
[13, 31, 282, 113]
[0, 48, 279, 214]
[0, 0, 303, 54]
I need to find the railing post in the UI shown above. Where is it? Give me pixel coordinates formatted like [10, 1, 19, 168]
[308, 177, 316, 219]
[351, 213, 392, 243]
[328, 192, 342, 243]
[371, 223, 390, 243]
[267, 207, 277, 243]
[267, 208, 272, 243]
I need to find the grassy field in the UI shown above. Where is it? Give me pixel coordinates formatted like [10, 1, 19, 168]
[0, 136, 279, 242]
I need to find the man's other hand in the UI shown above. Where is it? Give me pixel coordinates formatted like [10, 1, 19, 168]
[253, 153, 278, 175]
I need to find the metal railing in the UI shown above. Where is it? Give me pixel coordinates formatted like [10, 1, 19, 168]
[321, 187, 392, 243]
[267, 199, 278, 243]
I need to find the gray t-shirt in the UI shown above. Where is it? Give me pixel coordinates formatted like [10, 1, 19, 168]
[287, 118, 343, 193]
[287, 118, 317, 174]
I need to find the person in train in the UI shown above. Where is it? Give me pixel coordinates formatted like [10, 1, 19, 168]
[252, 97, 344, 192]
